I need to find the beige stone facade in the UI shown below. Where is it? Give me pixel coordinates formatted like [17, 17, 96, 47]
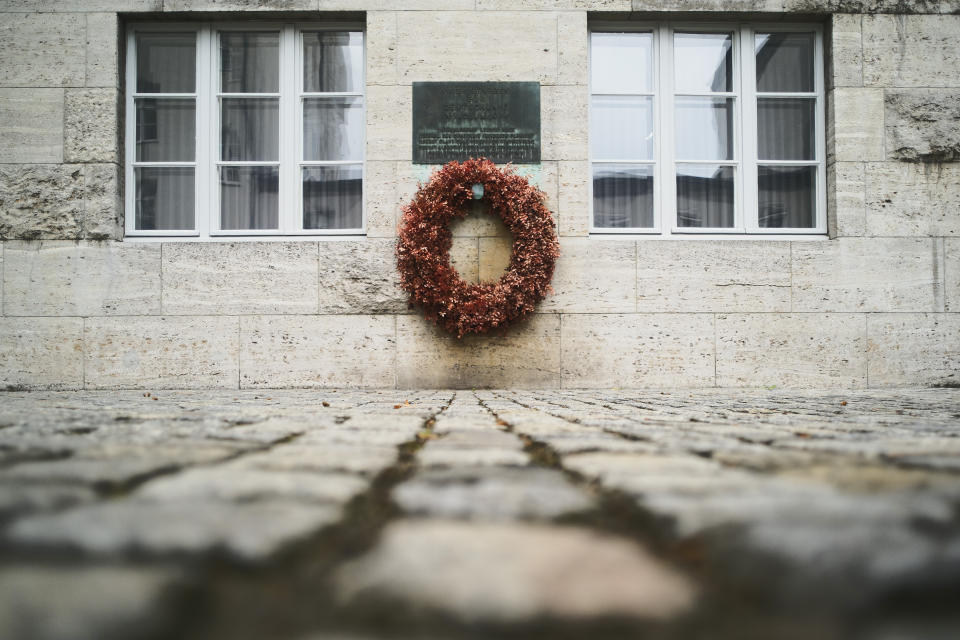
[0, 1, 958, 389]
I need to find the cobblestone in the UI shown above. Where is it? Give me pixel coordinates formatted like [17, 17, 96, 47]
[0, 388, 958, 639]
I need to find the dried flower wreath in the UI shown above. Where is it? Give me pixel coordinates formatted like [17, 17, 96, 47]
[396, 158, 560, 338]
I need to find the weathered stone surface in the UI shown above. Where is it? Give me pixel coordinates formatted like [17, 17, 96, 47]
[885, 90, 960, 163]
[317, 0, 474, 9]
[865, 162, 960, 237]
[64, 89, 118, 163]
[85, 13, 119, 88]
[163, 0, 317, 10]
[542, 85, 589, 161]
[84, 316, 239, 389]
[366, 12, 397, 86]
[0, 165, 84, 240]
[396, 12, 557, 84]
[162, 242, 318, 315]
[234, 443, 399, 476]
[829, 88, 885, 162]
[481, 0, 630, 8]
[558, 161, 590, 236]
[3, 241, 160, 316]
[637, 241, 790, 312]
[0, 89, 63, 164]
[0, 484, 95, 519]
[0, 1, 160, 9]
[336, 519, 695, 621]
[947, 239, 960, 312]
[396, 314, 561, 388]
[450, 237, 480, 285]
[0, 318, 83, 390]
[318, 239, 407, 314]
[0, 567, 177, 640]
[558, 11, 589, 85]
[82, 163, 122, 240]
[418, 428, 529, 468]
[394, 467, 595, 520]
[561, 314, 716, 388]
[782, 0, 943, 11]
[240, 315, 396, 388]
[543, 238, 636, 312]
[0, 13, 85, 87]
[8, 500, 341, 561]
[792, 238, 943, 312]
[828, 162, 866, 237]
[867, 313, 960, 387]
[716, 313, 867, 388]
[633, 0, 779, 9]
[477, 235, 512, 284]
[830, 13, 862, 88]
[863, 15, 960, 88]
[364, 161, 399, 237]
[367, 85, 411, 161]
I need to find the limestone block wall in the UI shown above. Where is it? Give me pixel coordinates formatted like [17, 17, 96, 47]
[0, 1, 958, 390]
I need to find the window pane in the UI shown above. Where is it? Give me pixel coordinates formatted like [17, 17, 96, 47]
[303, 165, 362, 229]
[135, 167, 195, 231]
[591, 96, 654, 160]
[759, 165, 816, 228]
[758, 98, 815, 161]
[135, 99, 195, 162]
[592, 164, 654, 228]
[136, 33, 196, 93]
[756, 32, 815, 93]
[221, 98, 279, 161]
[674, 32, 732, 93]
[591, 32, 653, 94]
[675, 97, 734, 161]
[303, 97, 364, 161]
[676, 164, 735, 228]
[220, 32, 279, 93]
[303, 31, 363, 93]
[220, 166, 279, 230]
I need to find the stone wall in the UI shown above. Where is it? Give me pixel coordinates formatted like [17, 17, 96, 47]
[0, 1, 957, 390]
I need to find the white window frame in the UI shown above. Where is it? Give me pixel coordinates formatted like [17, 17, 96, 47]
[588, 21, 826, 239]
[125, 21, 366, 240]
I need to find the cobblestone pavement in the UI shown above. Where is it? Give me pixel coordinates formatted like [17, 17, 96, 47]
[1, 389, 959, 640]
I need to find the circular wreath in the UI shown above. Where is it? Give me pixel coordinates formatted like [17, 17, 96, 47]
[396, 158, 560, 338]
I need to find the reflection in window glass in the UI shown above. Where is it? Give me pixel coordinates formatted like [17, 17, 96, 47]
[136, 33, 196, 93]
[220, 32, 279, 93]
[758, 166, 815, 228]
[755, 33, 814, 93]
[303, 32, 363, 93]
[676, 164, 735, 228]
[135, 167, 195, 230]
[135, 99, 195, 162]
[675, 97, 734, 161]
[591, 96, 654, 160]
[303, 165, 362, 229]
[221, 98, 279, 162]
[220, 166, 279, 230]
[592, 164, 654, 228]
[757, 98, 815, 161]
[303, 97, 364, 161]
[674, 32, 732, 93]
[590, 32, 653, 94]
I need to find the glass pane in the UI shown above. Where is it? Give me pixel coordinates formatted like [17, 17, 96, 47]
[136, 33, 196, 93]
[759, 165, 816, 228]
[591, 32, 653, 94]
[674, 32, 732, 93]
[221, 98, 279, 161]
[758, 98, 815, 161]
[675, 97, 734, 161]
[135, 99, 195, 162]
[303, 165, 363, 230]
[592, 164, 654, 228]
[591, 96, 654, 160]
[756, 32, 815, 93]
[303, 97, 364, 161]
[220, 32, 279, 93]
[135, 167, 195, 231]
[303, 31, 363, 93]
[676, 164, 735, 228]
[220, 166, 279, 230]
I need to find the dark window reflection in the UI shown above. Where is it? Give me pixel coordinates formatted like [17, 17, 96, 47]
[758, 165, 815, 228]
[303, 165, 362, 229]
[676, 165, 735, 228]
[755, 32, 815, 93]
[592, 164, 654, 228]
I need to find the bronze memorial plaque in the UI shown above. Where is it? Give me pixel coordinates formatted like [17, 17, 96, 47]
[412, 82, 540, 164]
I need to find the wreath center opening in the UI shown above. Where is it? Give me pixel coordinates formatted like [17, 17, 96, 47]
[449, 199, 513, 284]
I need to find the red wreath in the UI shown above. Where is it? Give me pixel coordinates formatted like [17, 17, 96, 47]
[396, 158, 560, 338]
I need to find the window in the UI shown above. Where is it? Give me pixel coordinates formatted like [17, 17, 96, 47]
[589, 23, 825, 236]
[125, 23, 365, 238]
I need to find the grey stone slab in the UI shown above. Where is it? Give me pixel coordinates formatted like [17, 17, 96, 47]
[336, 519, 694, 622]
[162, 242, 318, 315]
[3, 241, 160, 316]
[828, 88, 885, 162]
[885, 90, 960, 163]
[0, 13, 85, 87]
[634, 0, 779, 8]
[830, 13, 862, 88]
[948, 239, 960, 313]
[482, 0, 630, 7]
[84, 316, 240, 390]
[0, 164, 84, 240]
[0, 484, 95, 519]
[867, 314, 960, 388]
[716, 313, 868, 388]
[558, 161, 590, 236]
[82, 163, 122, 240]
[863, 15, 960, 88]
[365, 11, 397, 86]
[233, 443, 399, 476]
[85, 13, 119, 88]
[637, 241, 790, 312]
[558, 11, 589, 85]
[0, 89, 63, 164]
[561, 314, 716, 388]
[64, 88, 117, 163]
[542, 238, 636, 313]
[0, 1, 160, 9]
[163, 0, 317, 9]
[542, 85, 588, 161]
[0, 318, 84, 390]
[318, 239, 407, 314]
[865, 162, 960, 237]
[792, 238, 944, 312]
[828, 162, 866, 237]
[240, 315, 396, 389]
[396, 314, 561, 389]
[367, 85, 411, 161]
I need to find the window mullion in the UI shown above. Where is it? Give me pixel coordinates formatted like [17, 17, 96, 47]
[196, 25, 213, 239]
[740, 25, 759, 234]
[659, 23, 673, 237]
[278, 24, 296, 234]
